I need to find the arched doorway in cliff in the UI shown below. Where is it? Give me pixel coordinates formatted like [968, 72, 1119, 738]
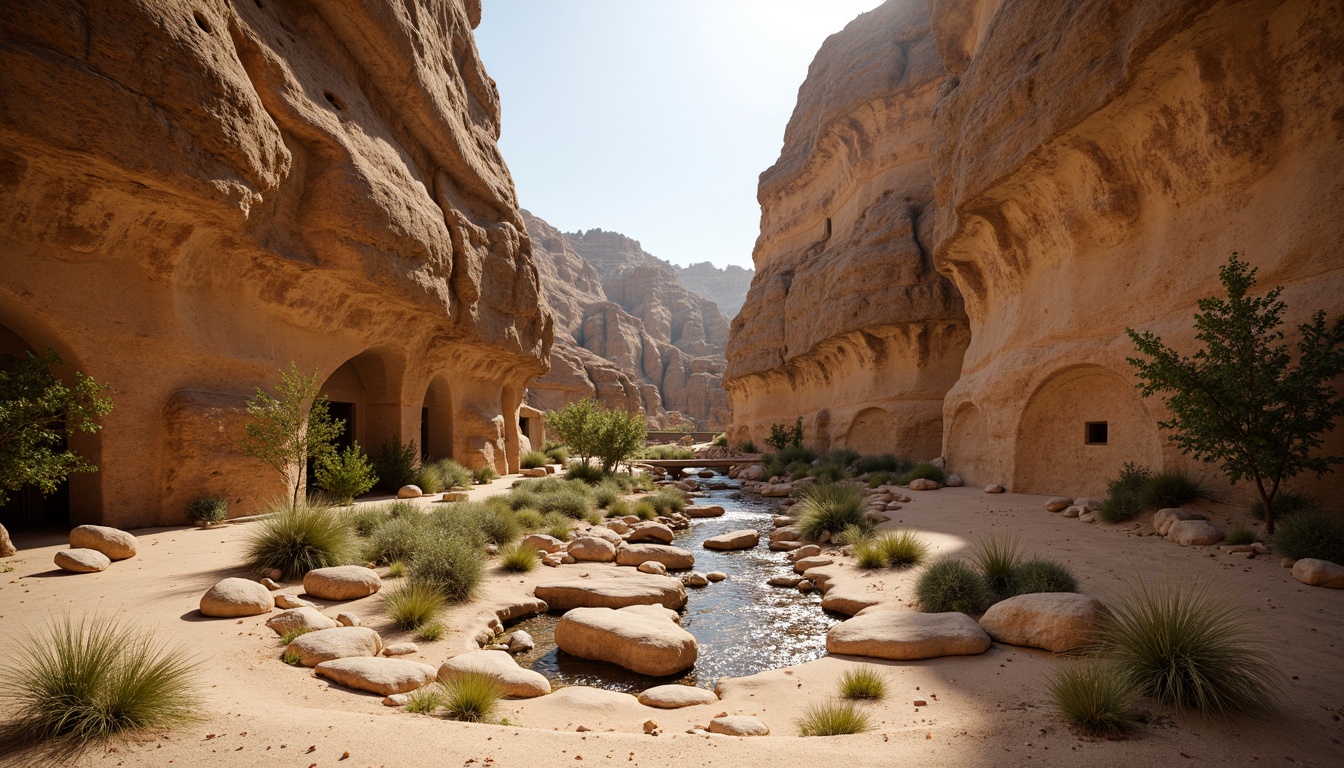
[844, 407, 895, 455]
[947, 402, 993, 486]
[1012, 364, 1162, 496]
[317, 350, 402, 457]
[421, 375, 455, 461]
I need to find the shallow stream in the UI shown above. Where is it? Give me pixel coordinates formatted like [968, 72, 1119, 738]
[509, 478, 841, 692]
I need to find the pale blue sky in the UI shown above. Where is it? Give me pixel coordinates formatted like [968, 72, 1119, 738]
[475, 0, 884, 269]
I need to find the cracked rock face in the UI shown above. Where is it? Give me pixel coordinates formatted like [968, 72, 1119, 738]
[725, 0, 969, 457]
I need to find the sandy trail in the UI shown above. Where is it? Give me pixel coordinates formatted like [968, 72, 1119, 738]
[1, 483, 1340, 768]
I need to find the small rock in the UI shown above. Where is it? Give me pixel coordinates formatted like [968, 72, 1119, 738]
[627, 523, 675, 545]
[908, 478, 941, 491]
[1281, 556, 1295, 568]
[983, 483, 1006, 494]
[1078, 511, 1098, 524]
[638, 685, 718, 709]
[54, 548, 111, 573]
[797, 580, 813, 592]
[945, 474, 964, 487]
[275, 593, 315, 609]
[285, 627, 383, 667]
[260, 577, 283, 590]
[1153, 507, 1205, 535]
[383, 692, 410, 706]
[507, 630, 536, 654]
[336, 612, 362, 627]
[521, 533, 566, 553]
[1061, 505, 1083, 519]
[266, 607, 338, 636]
[485, 544, 499, 555]
[1043, 497, 1073, 513]
[314, 657, 437, 695]
[439, 650, 551, 698]
[787, 544, 822, 561]
[1075, 497, 1103, 510]
[200, 577, 275, 617]
[1167, 519, 1224, 546]
[706, 571, 726, 583]
[568, 537, 618, 563]
[708, 716, 769, 737]
[914, 699, 928, 707]
[442, 491, 469, 502]
[793, 556, 833, 574]
[637, 561, 668, 576]
[768, 575, 804, 588]
[703, 529, 759, 551]
[682, 572, 709, 587]
[396, 485, 423, 499]
[383, 643, 418, 656]
[643, 720, 659, 734]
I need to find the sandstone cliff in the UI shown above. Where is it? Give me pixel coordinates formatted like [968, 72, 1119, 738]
[672, 262, 754, 318]
[724, 0, 969, 458]
[0, 0, 550, 527]
[524, 211, 730, 428]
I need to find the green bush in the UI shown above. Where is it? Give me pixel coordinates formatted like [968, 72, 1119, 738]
[713, 433, 728, 447]
[1140, 467, 1208, 509]
[853, 454, 910, 475]
[0, 614, 199, 746]
[449, 503, 520, 546]
[405, 683, 445, 714]
[1099, 578, 1277, 714]
[648, 487, 687, 516]
[186, 495, 229, 526]
[544, 512, 573, 541]
[384, 582, 444, 630]
[432, 459, 474, 491]
[363, 514, 429, 565]
[592, 481, 623, 509]
[1272, 509, 1344, 563]
[347, 505, 386, 537]
[854, 541, 886, 569]
[546, 399, 647, 472]
[1047, 661, 1136, 736]
[1008, 559, 1078, 596]
[408, 536, 482, 603]
[244, 500, 357, 579]
[1225, 526, 1257, 546]
[796, 700, 871, 737]
[537, 485, 592, 519]
[521, 451, 548, 470]
[314, 442, 378, 505]
[895, 462, 945, 485]
[774, 445, 818, 466]
[413, 464, 443, 494]
[387, 560, 406, 578]
[636, 444, 695, 460]
[838, 667, 887, 700]
[1249, 489, 1316, 521]
[472, 465, 498, 485]
[514, 508, 544, 530]
[441, 672, 502, 722]
[499, 543, 538, 572]
[545, 446, 570, 465]
[765, 417, 804, 452]
[371, 438, 419, 492]
[915, 559, 992, 614]
[739, 440, 757, 454]
[971, 533, 1023, 599]
[876, 529, 929, 567]
[866, 471, 900, 488]
[796, 483, 868, 541]
[564, 461, 606, 484]
[605, 499, 631, 518]
[833, 523, 872, 547]
[1099, 463, 1151, 523]
[631, 501, 657, 520]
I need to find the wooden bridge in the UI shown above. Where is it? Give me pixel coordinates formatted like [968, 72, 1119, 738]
[633, 457, 763, 470]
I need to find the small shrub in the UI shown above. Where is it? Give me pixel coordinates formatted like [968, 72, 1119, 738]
[282, 648, 302, 666]
[0, 614, 200, 746]
[592, 481, 623, 509]
[1099, 462, 1150, 523]
[363, 514, 429, 565]
[564, 461, 606, 484]
[853, 453, 910, 475]
[584, 510, 603, 526]
[1008, 558, 1078, 596]
[441, 672, 502, 722]
[384, 582, 445, 630]
[796, 483, 868, 541]
[387, 560, 406, 578]
[739, 440, 757, 454]
[775, 444, 818, 466]
[971, 533, 1023, 599]
[447, 502, 520, 546]
[866, 471, 900, 488]
[520, 451, 548, 470]
[648, 487, 687, 516]
[838, 667, 887, 700]
[432, 460, 474, 491]
[473, 465, 498, 484]
[1099, 577, 1278, 714]
[545, 446, 570, 465]
[636, 445, 695, 460]
[796, 700, 872, 737]
[499, 543, 538, 572]
[371, 438, 419, 492]
[1225, 526, 1257, 546]
[413, 464, 443, 494]
[833, 523, 872, 547]
[1249, 489, 1315, 521]
[544, 513, 574, 541]
[408, 537, 483, 603]
[915, 559, 992, 614]
[896, 462, 945, 485]
[347, 505, 386, 537]
[515, 508, 545, 529]
[386, 500, 419, 518]
[1047, 662, 1136, 736]
[605, 499, 631, 518]
[405, 683, 445, 714]
[416, 621, 444, 642]
[279, 627, 313, 645]
[314, 442, 378, 504]
[876, 529, 929, 567]
[244, 500, 357, 579]
[854, 541, 886, 569]
[631, 501, 657, 521]
[538, 486, 591, 519]
[1272, 509, 1344, 564]
[713, 433, 728, 447]
[765, 417, 805, 452]
[186, 495, 229, 526]
[1140, 467, 1208, 509]
[827, 449, 862, 468]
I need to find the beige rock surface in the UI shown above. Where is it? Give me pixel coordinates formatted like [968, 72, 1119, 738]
[285, 626, 383, 667]
[69, 525, 137, 560]
[0, 523, 14, 558]
[702, 529, 759, 551]
[636, 684, 719, 709]
[534, 572, 688, 610]
[1291, 558, 1344, 589]
[265, 607, 339, 636]
[200, 577, 275, 617]
[54, 548, 111, 573]
[555, 605, 697, 677]
[827, 611, 991, 660]
[314, 657, 437, 696]
[708, 715, 770, 737]
[978, 592, 1111, 652]
[438, 649, 551, 698]
[566, 536, 617, 562]
[304, 566, 382, 600]
[1167, 520, 1224, 547]
[614, 543, 696, 571]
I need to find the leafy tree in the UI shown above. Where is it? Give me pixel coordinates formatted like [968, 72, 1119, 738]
[546, 399, 646, 473]
[243, 363, 344, 505]
[314, 441, 378, 505]
[1126, 254, 1344, 533]
[766, 417, 805, 452]
[546, 399, 600, 466]
[0, 349, 112, 505]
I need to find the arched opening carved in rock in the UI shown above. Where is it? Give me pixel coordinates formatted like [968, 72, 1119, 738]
[843, 407, 895, 455]
[1013, 364, 1162, 496]
[318, 350, 403, 455]
[421, 375, 455, 462]
[946, 402, 992, 486]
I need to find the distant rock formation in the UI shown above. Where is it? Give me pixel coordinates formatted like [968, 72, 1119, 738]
[672, 262, 754, 318]
[524, 212, 730, 428]
[0, 0, 550, 527]
[724, 1, 969, 458]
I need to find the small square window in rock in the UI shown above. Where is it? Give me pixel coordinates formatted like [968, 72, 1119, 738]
[1085, 421, 1108, 445]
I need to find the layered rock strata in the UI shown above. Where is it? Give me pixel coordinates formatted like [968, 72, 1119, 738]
[672, 262, 754, 319]
[725, 1, 969, 458]
[0, 0, 550, 527]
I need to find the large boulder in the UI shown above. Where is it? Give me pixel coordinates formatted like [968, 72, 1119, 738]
[535, 574, 687, 610]
[703, 529, 759, 551]
[438, 650, 551, 698]
[303, 566, 382, 600]
[626, 523, 674, 545]
[793, 555, 833, 574]
[684, 505, 726, 518]
[769, 526, 802, 543]
[738, 464, 766, 481]
[826, 611, 992, 660]
[1167, 520, 1224, 546]
[615, 543, 695, 570]
[978, 593, 1111, 652]
[555, 605, 697, 676]
[69, 525, 137, 560]
[314, 657, 437, 695]
[567, 537, 617, 562]
[1153, 508, 1205, 535]
[708, 715, 770, 736]
[396, 485, 423, 499]
[54, 548, 111, 573]
[265, 607, 339, 636]
[638, 684, 718, 708]
[200, 577, 275, 617]
[521, 534, 566, 553]
[0, 523, 15, 558]
[1291, 558, 1344, 589]
[285, 627, 383, 667]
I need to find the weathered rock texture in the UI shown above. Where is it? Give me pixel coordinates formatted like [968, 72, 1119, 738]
[0, 0, 551, 527]
[524, 211, 730, 428]
[672, 263, 754, 319]
[931, 0, 1344, 499]
[725, 1, 969, 458]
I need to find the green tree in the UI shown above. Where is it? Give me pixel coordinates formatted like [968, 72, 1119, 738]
[766, 417, 804, 452]
[546, 399, 601, 466]
[0, 349, 112, 505]
[314, 441, 378, 505]
[243, 363, 345, 505]
[1126, 254, 1344, 533]
[546, 399, 646, 473]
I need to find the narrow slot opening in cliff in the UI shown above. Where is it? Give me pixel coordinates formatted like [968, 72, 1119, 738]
[1085, 421, 1108, 445]
[324, 91, 346, 111]
[192, 11, 212, 34]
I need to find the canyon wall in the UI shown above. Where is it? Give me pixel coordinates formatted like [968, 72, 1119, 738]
[0, 0, 551, 528]
[672, 262, 754, 318]
[930, 0, 1344, 500]
[724, 0, 970, 458]
[524, 211, 730, 428]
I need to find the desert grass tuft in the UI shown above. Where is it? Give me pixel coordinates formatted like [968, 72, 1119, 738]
[347, 505, 387, 537]
[416, 621, 445, 642]
[796, 700, 872, 737]
[853, 541, 886, 569]
[971, 533, 1023, 598]
[384, 582, 445, 630]
[876, 529, 929, 567]
[1224, 526, 1257, 546]
[0, 614, 200, 748]
[244, 499, 357, 579]
[520, 451, 549, 470]
[1140, 467, 1208, 509]
[279, 627, 314, 645]
[1099, 463, 1150, 524]
[1008, 558, 1078, 596]
[838, 667, 888, 700]
[544, 512, 573, 542]
[404, 684, 446, 714]
[915, 558, 992, 614]
[441, 672, 502, 722]
[1272, 509, 1344, 564]
[387, 560, 407, 578]
[833, 523, 872, 547]
[796, 483, 869, 541]
[282, 648, 303, 666]
[498, 543, 538, 572]
[1047, 661, 1136, 736]
[631, 501, 657, 521]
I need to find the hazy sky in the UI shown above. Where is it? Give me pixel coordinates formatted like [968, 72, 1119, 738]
[475, 0, 884, 270]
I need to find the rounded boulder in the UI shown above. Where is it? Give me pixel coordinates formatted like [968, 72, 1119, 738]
[438, 650, 551, 698]
[303, 565, 382, 600]
[54, 548, 111, 573]
[826, 611, 991, 660]
[200, 577, 275, 617]
[978, 592, 1111, 652]
[314, 657, 437, 695]
[285, 626, 382, 667]
[69, 524, 137, 560]
[703, 529, 759, 551]
[567, 536, 617, 563]
[555, 605, 697, 677]
[637, 684, 718, 709]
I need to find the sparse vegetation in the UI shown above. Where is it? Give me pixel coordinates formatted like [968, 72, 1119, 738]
[1225, 526, 1257, 546]
[739, 440, 757, 454]
[838, 667, 887, 700]
[1140, 467, 1208, 509]
[441, 672, 502, 722]
[875, 530, 929, 567]
[387, 560, 406, 578]
[521, 451, 548, 469]
[243, 362, 344, 505]
[407, 536, 483, 603]
[416, 621, 444, 642]
[853, 453, 910, 476]
[564, 461, 606, 484]
[1008, 559, 1078, 596]
[765, 417, 805, 452]
[431, 459, 474, 491]
[347, 505, 386, 537]
[1272, 509, 1344, 564]
[631, 501, 657, 521]
[544, 512, 574, 542]
[514, 508, 545, 529]
[915, 558, 992, 614]
[1249, 489, 1315, 521]
[186, 495, 229, 526]
[472, 465, 498, 485]
[647, 487, 687, 516]
[796, 483, 869, 541]
[314, 441, 378, 505]
[544, 446, 570, 465]
[405, 683, 446, 714]
[971, 533, 1023, 599]
[833, 523, 872, 547]
[279, 627, 314, 645]
[363, 514, 430, 565]
[371, 438, 419, 492]
[244, 499, 357, 579]
[853, 541, 886, 569]
[1099, 462, 1151, 524]
[636, 444, 695, 460]
[384, 582, 446, 630]
[796, 700, 872, 737]
[713, 433, 728, 447]
[499, 543, 538, 572]
[1047, 661, 1136, 736]
[413, 464, 443, 494]
[895, 462, 946, 486]
[592, 480, 623, 509]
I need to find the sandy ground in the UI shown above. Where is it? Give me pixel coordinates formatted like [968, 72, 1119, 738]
[1, 481, 1342, 768]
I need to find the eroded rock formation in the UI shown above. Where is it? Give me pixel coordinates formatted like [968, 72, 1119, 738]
[0, 0, 550, 527]
[725, 1, 969, 458]
[672, 262, 754, 318]
[524, 211, 730, 428]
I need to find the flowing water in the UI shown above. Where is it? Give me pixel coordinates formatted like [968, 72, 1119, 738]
[509, 478, 842, 692]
